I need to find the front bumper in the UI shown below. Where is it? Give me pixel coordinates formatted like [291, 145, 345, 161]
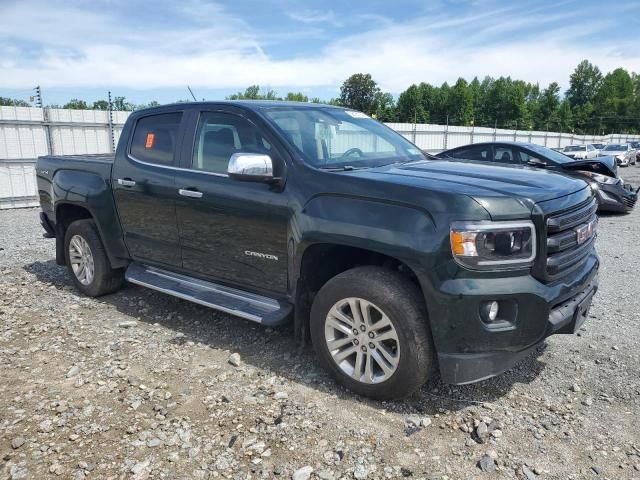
[423, 252, 599, 385]
[596, 182, 637, 212]
[437, 276, 597, 384]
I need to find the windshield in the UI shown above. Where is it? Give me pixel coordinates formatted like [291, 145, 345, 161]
[604, 144, 626, 151]
[563, 145, 585, 152]
[526, 143, 577, 164]
[263, 107, 426, 169]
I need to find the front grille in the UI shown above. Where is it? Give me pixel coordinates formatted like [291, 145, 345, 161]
[622, 195, 636, 209]
[545, 198, 598, 277]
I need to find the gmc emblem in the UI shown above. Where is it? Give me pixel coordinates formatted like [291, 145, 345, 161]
[575, 219, 596, 245]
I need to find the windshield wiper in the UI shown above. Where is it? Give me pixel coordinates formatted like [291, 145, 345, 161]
[318, 165, 362, 171]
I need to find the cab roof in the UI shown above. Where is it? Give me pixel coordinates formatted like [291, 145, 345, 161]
[135, 100, 346, 115]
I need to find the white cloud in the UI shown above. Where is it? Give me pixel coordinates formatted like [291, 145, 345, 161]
[0, 0, 638, 93]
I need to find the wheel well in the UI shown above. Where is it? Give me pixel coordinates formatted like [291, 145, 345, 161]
[294, 243, 424, 340]
[56, 204, 93, 232]
[54, 204, 94, 265]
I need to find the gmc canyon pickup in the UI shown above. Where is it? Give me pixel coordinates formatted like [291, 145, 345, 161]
[37, 102, 599, 399]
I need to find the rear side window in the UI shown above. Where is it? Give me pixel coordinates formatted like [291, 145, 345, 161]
[130, 113, 183, 165]
[451, 146, 491, 161]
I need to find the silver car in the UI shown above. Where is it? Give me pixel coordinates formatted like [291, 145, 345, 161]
[600, 143, 636, 166]
[590, 143, 606, 155]
[562, 144, 599, 159]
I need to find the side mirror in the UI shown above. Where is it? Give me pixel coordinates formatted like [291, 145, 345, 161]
[527, 157, 547, 167]
[228, 153, 277, 182]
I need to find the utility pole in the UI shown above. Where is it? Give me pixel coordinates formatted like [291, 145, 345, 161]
[34, 85, 42, 108]
[444, 114, 449, 150]
[108, 91, 116, 153]
[34, 85, 53, 155]
[412, 108, 417, 144]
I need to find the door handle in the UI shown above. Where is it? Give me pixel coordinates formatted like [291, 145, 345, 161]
[178, 188, 203, 199]
[117, 178, 136, 187]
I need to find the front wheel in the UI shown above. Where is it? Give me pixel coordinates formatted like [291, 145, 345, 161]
[64, 219, 124, 297]
[310, 266, 434, 400]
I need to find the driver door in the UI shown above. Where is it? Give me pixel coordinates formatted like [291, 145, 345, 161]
[173, 107, 290, 295]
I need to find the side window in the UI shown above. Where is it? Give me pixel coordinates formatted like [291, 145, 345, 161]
[494, 147, 516, 164]
[130, 112, 183, 165]
[192, 112, 272, 174]
[587, 144, 594, 151]
[452, 146, 490, 161]
[517, 149, 532, 163]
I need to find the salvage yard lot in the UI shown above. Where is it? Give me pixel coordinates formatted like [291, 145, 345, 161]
[1, 170, 640, 480]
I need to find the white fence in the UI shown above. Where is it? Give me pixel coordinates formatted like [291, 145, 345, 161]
[0, 106, 128, 209]
[1, 106, 639, 209]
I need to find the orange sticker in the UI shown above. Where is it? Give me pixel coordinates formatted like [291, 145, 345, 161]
[145, 132, 155, 149]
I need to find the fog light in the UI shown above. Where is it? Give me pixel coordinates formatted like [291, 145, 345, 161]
[481, 301, 499, 322]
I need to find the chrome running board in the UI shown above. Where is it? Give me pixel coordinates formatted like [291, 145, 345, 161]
[125, 263, 292, 326]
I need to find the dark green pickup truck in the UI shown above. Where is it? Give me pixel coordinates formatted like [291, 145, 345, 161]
[37, 101, 599, 399]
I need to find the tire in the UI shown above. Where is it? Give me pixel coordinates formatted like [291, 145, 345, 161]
[310, 266, 434, 400]
[64, 219, 124, 297]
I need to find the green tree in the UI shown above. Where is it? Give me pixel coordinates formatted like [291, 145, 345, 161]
[227, 85, 280, 100]
[449, 78, 474, 125]
[0, 97, 30, 107]
[566, 60, 602, 107]
[63, 99, 89, 109]
[112, 96, 134, 111]
[534, 82, 561, 130]
[396, 84, 427, 123]
[557, 100, 574, 132]
[284, 92, 309, 102]
[338, 73, 381, 115]
[374, 92, 397, 122]
[91, 100, 109, 110]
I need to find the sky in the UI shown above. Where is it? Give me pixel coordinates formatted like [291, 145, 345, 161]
[1, 0, 639, 106]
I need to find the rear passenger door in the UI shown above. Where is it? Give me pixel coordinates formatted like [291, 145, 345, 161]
[173, 107, 290, 295]
[112, 111, 184, 268]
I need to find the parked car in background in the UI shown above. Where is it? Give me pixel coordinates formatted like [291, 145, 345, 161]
[437, 141, 637, 212]
[590, 143, 606, 155]
[600, 143, 636, 166]
[563, 144, 599, 159]
[36, 102, 601, 399]
[628, 141, 640, 163]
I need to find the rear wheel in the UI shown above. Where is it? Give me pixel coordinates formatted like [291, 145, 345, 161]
[64, 219, 124, 297]
[310, 266, 434, 400]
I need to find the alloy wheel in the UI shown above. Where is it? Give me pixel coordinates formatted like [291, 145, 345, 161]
[324, 297, 400, 384]
[68, 234, 95, 286]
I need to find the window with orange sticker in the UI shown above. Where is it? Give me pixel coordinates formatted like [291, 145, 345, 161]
[145, 132, 155, 149]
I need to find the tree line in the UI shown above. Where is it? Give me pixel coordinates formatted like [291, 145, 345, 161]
[226, 61, 640, 135]
[2, 60, 638, 134]
[338, 61, 639, 135]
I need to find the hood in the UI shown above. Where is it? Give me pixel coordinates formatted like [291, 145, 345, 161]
[601, 149, 626, 156]
[562, 155, 617, 177]
[349, 160, 589, 217]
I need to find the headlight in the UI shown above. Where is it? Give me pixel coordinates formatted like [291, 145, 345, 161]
[578, 171, 618, 185]
[450, 221, 536, 270]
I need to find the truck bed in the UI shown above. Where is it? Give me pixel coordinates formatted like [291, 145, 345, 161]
[36, 153, 116, 225]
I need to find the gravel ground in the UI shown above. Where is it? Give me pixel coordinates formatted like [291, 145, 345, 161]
[1, 170, 640, 480]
